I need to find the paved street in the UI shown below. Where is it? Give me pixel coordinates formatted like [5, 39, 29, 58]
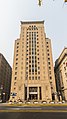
[0, 104, 67, 119]
[0, 112, 67, 119]
[0, 105, 67, 112]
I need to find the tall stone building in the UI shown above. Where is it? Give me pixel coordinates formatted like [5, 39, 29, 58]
[55, 48, 67, 101]
[0, 53, 12, 102]
[10, 21, 57, 102]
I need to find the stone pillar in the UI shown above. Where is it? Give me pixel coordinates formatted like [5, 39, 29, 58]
[27, 86, 29, 100]
[55, 94, 58, 102]
[38, 87, 39, 100]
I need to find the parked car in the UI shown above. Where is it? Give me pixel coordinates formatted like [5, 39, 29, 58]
[49, 101, 55, 104]
[62, 100, 65, 103]
[33, 101, 38, 104]
[42, 101, 47, 104]
[26, 101, 31, 104]
[58, 101, 62, 104]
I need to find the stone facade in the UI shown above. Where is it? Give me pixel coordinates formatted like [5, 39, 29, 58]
[10, 21, 56, 102]
[55, 48, 67, 101]
[0, 53, 12, 102]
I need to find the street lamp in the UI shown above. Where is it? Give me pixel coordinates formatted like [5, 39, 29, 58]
[2, 93, 6, 102]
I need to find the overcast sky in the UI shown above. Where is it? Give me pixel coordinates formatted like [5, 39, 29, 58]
[0, 0, 67, 67]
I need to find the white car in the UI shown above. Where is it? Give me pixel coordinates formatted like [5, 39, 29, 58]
[62, 100, 65, 103]
[34, 101, 38, 104]
[26, 101, 31, 104]
[49, 101, 55, 104]
[58, 101, 62, 104]
[9, 101, 12, 104]
[18, 101, 22, 104]
[0, 100, 2, 103]
[42, 101, 47, 104]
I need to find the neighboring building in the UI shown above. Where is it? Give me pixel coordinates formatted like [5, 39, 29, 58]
[55, 48, 67, 101]
[0, 53, 12, 102]
[10, 21, 57, 102]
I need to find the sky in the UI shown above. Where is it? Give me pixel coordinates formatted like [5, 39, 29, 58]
[0, 0, 67, 67]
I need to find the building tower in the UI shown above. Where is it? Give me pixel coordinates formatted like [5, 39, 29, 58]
[10, 21, 56, 102]
[0, 53, 12, 102]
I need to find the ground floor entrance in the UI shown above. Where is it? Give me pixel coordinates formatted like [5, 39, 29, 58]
[29, 94, 38, 100]
[25, 86, 42, 100]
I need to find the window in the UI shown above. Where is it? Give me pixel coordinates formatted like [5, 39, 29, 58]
[27, 50, 28, 52]
[26, 67, 28, 70]
[29, 52, 31, 55]
[14, 82, 16, 86]
[38, 67, 40, 70]
[16, 58, 18, 61]
[14, 87, 16, 90]
[64, 67, 66, 70]
[47, 45, 49, 48]
[15, 67, 17, 70]
[17, 42, 19, 45]
[32, 77, 34, 80]
[65, 73, 67, 77]
[50, 76, 52, 79]
[38, 62, 40, 64]
[29, 65, 31, 68]
[16, 50, 18, 52]
[17, 46, 19, 48]
[51, 87, 53, 89]
[16, 54, 18, 56]
[47, 49, 49, 52]
[35, 77, 37, 80]
[29, 56, 31, 59]
[48, 58, 50, 60]
[14, 77, 17, 80]
[16, 63, 18, 65]
[38, 72, 40, 74]
[15, 72, 17, 75]
[46, 42, 48, 44]
[26, 62, 28, 65]
[49, 67, 51, 69]
[29, 69, 31, 72]
[48, 62, 50, 65]
[37, 49, 39, 52]
[37, 46, 39, 48]
[38, 76, 40, 80]
[49, 71, 51, 74]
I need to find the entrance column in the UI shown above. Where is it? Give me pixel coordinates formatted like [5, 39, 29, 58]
[38, 87, 39, 100]
[27, 87, 29, 100]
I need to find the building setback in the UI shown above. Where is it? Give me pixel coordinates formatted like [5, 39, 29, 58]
[0, 53, 12, 102]
[55, 48, 67, 101]
[10, 21, 57, 102]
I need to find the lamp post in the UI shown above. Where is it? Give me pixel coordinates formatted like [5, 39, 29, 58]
[2, 93, 6, 102]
